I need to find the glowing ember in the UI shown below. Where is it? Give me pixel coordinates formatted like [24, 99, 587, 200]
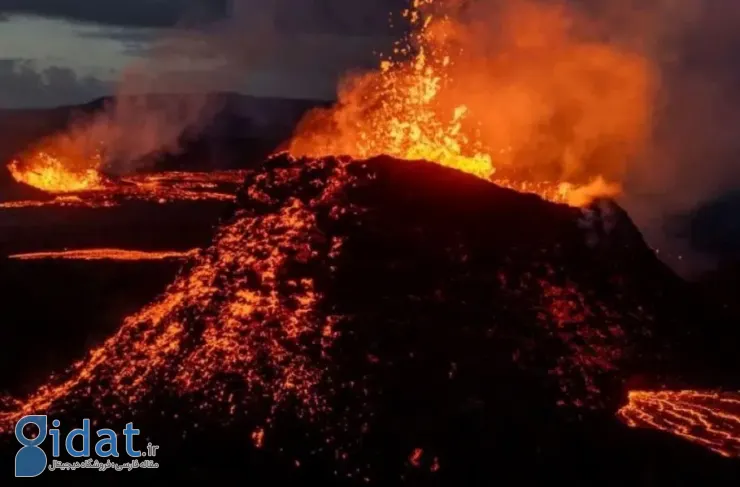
[409, 448, 423, 467]
[618, 390, 740, 458]
[288, 0, 650, 206]
[8, 248, 198, 262]
[8, 154, 105, 193]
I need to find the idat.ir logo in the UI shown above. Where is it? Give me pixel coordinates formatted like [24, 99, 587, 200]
[15, 415, 159, 477]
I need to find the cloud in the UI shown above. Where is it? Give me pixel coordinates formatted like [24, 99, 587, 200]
[0, 60, 111, 108]
[0, 0, 217, 28]
[0, 0, 405, 33]
[76, 28, 161, 57]
[270, 0, 405, 36]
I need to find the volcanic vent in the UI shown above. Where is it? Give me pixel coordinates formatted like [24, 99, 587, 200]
[3, 153, 734, 482]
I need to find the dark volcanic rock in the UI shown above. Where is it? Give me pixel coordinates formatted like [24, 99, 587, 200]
[0, 154, 735, 484]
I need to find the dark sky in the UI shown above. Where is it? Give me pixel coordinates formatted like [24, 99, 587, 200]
[0, 0, 402, 108]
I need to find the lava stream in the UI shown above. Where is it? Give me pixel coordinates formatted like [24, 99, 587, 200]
[3, 157, 248, 208]
[618, 390, 740, 458]
[8, 248, 198, 262]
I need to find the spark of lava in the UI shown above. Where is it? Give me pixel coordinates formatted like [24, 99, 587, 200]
[288, 0, 651, 206]
[8, 248, 198, 262]
[618, 390, 740, 458]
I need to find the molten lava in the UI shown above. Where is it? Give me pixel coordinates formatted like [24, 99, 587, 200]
[3, 119, 248, 208]
[288, 0, 650, 206]
[618, 390, 740, 458]
[0, 153, 705, 479]
[2, 166, 248, 209]
[8, 248, 198, 262]
[8, 153, 106, 193]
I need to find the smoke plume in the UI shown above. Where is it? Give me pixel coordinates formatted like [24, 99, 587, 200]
[49, 0, 399, 174]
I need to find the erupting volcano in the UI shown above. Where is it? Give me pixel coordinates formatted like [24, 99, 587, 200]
[1, 0, 738, 483]
[288, 0, 649, 207]
[1, 151, 737, 483]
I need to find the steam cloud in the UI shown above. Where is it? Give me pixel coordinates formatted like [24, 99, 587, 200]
[54, 0, 397, 174]
[58, 4, 236, 174]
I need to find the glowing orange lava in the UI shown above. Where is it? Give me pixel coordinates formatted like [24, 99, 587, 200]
[618, 390, 740, 458]
[1, 169, 247, 208]
[0, 153, 733, 476]
[0, 157, 349, 432]
[8, 153, 105, 193]
[288, 0, 650, 206]
[8, 248, 198, 262]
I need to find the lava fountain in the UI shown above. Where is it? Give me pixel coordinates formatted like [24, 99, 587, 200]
[8, 151, 106, 193]
[288, 0, 652, 206]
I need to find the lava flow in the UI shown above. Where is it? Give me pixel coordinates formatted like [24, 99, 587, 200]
[8, 248, 198, 262]
[288, 0, 651, 206]
[618, 390, 740, 458]
[3, 126, 248, 208]
[3, 152, 247, 208]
